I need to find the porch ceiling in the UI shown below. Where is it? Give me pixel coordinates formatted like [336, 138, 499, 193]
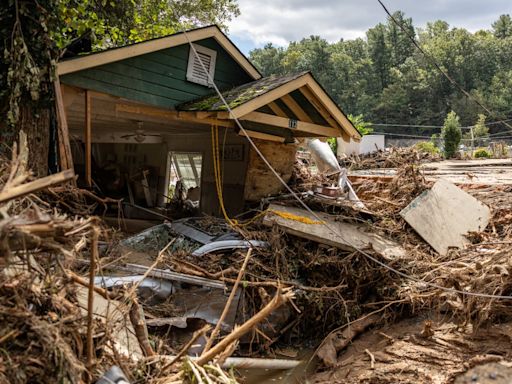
[64, 85, 213, 141]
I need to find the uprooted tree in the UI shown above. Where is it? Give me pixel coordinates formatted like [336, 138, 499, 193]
[0, 0, 239, 176]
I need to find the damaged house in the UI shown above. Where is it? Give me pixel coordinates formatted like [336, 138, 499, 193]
[56, 25, 360, 220]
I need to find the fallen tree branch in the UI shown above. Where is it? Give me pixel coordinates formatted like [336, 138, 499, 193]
[130, 295, 155, 357]
[203, 248, 252, 353]
[196, 287, 294, 366]
[0, 169, 75, 204]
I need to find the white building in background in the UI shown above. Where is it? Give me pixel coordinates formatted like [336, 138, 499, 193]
[337, 134, 385, 157]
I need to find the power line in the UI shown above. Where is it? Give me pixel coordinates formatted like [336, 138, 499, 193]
[377, 0, 512, 133]
[372, 117, 512, 131]
[183, 28, 512, 300]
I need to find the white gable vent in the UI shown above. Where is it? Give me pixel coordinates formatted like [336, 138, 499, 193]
[187, 43, 217, 87]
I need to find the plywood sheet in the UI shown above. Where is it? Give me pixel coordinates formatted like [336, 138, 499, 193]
[400, 179, 490, 255]
[263, 203, 406, 260]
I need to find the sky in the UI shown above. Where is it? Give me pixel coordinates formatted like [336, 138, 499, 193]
[227, 0, 511, 54]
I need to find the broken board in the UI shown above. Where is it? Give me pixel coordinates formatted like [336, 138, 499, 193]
[263, 203, 406, 260]
[400, 178, 490, 255]
[76, 287, 144, 361]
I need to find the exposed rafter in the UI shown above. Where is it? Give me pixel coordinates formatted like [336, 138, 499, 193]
[280, 94, 313, 123]
[239, 111, 339, 138]
[267, 101, 288, 118]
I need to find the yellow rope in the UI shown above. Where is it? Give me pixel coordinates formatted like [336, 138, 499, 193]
[211, 124, 237, 227]
[269, 209, 324, 225]
[212, 125, 324, 228]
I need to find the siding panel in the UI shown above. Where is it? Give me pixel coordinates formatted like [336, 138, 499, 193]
[61, 37, 253, 109]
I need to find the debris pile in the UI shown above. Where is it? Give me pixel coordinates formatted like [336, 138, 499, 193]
[340, 145, 442, 170]
[2, 136, 512, 384]
[0, 138, 294, 383]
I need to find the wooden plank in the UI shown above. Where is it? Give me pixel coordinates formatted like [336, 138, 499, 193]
[240, 111, 340, 137]
[75, 67, 197, 100]
[53, 78, 75, 173]
[61, 74, 181, 108]
[303, 76, 360, 141]
[0, 169, 75, 204]
[400, 179, 490, 255]
[280, 94, 313, 123]
[263, 203, 406, 260]
[268, 101, 288, 118]
[115, 103, 234, 128]
[85, 90, 92, 187]
[238, 129, 286, 143]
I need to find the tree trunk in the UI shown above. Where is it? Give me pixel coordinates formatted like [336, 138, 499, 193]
[18, 105, 50, 177]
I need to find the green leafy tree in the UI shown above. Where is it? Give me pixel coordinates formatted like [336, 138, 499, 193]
[385, 11, 416, 67]
[492, 14, 512, 39]
[463, 114, 489, 147]
[348, 114, 373, 136]
[367, 23, 390, 90]
[442, 111, 462, 158]
[249, 43, 286, 76]
[0, 0, 239, 175]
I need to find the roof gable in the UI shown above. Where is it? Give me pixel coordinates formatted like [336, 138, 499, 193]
[59, 36, 255, 109]
[178, 72, 361, 141]
[57, 25, 261, 80]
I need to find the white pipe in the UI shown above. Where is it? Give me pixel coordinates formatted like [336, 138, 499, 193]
[307, 139, 341, 175]
[153, 355, 302, 370]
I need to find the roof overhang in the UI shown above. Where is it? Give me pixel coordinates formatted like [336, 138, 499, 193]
[179, 72, 361, 142]
[57, 25, 261, 80]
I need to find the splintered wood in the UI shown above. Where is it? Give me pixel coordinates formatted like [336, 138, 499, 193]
[263, 203, 406, 260]
[400, 179, 491, 255]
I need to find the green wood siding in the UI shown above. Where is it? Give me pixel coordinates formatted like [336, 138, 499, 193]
[60, 38, 253, 108]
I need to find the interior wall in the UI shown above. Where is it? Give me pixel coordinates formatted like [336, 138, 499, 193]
[163, 129, 249, 216]
[71, 141, 168, 205]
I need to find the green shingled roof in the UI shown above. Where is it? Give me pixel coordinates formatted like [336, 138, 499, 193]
[177, 71, 309, 111]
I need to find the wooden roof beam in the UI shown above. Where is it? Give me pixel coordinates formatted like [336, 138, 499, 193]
[115, 104, 234, 128]
[280, 94, 313, 123]
[229, 76, 309, 119]
[240, 111, 339, 137]
[238, 129, 286, 143]
[267, 101, 288, 118]
[299, 85, 342, 130]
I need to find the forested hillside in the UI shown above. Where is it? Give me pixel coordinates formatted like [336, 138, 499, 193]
[249, 12, 512, 137]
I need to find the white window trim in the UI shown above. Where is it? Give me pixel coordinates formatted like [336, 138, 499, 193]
[186, 43, 217, 87]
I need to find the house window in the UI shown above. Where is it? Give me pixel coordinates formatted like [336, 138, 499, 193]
[186, 44, 217, 87]
[168, 152, 203, 205]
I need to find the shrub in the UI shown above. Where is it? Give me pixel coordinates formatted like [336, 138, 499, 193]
[415, 141, 440, 155]
[474, 148, 491, 158]
[442, 111, 462, 158]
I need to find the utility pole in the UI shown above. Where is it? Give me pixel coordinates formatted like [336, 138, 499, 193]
[470, 126, 474, 157]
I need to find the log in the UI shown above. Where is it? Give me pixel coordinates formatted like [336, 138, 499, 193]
[0, 169, 75, 204]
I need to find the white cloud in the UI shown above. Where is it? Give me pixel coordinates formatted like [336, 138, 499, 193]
[228, 0, 509, 50]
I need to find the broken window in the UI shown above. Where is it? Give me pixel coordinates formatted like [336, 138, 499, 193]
[168, 152, 202, 205]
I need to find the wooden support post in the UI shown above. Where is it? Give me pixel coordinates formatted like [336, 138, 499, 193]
[85, 90, 92, 187]
[54, 78, 75, 174]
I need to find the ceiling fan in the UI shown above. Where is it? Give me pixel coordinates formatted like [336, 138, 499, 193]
[120, 122, 161, 143]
